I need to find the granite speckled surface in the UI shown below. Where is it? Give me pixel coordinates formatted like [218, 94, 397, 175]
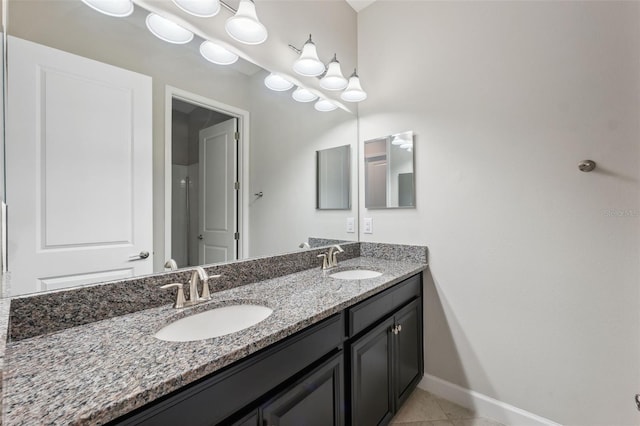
[361, 242, 428, 263]
[3, 256, 426, 426]
[9, 242, 360, 341]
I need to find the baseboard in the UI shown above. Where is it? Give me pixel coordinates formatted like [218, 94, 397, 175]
[419, 374, 562, 426]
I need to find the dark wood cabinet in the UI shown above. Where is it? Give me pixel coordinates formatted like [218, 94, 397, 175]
[350, 316, 395, 426]
[262, 352, 343, 426]
[349, 297, 423, 426]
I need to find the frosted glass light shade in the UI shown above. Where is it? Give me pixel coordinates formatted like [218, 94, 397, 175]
[172, 0, 220, 17]
[200, 41, 238, 65]
[264, 73, 293, 91]
[401, 142, 413, 150]
[314, 99, 337, 112]
[340, 71, 367, 102]
[146, 13, 194, 44]
[81, 0, 134, 17]
[320, 55, 348, 91]
[391, 135, 407, 145]
[225, 0, 268, 45]
[292, 87, 318, 103]
[293, 36, 325, 77]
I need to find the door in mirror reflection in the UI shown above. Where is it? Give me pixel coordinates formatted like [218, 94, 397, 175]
[364, 131, 415, 209]
[317, 145, 351, 210]
[171, 99, 239, 268]
[6, 36, 153, 296]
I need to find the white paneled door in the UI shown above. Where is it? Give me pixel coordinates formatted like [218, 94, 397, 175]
[198, 119, 238, 264]
[6, 36, 153, 296]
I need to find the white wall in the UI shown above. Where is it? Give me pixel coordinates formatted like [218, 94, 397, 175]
[358, 2, 640, 425]
[249, 70, 358, 257]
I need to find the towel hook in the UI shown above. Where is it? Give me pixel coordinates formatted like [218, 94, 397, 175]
[578, 160, 596, 172]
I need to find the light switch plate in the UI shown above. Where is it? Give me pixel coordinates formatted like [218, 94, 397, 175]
[363, 217, 373, 234]
[346, 217, 355, 233]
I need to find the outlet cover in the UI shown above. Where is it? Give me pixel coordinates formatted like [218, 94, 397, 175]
[346, 217, 355, 233]
[363, 217, 373, 234]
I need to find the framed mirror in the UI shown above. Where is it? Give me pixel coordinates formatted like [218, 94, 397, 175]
[364, 131, 415, 209]
[317, 145, 351, 210]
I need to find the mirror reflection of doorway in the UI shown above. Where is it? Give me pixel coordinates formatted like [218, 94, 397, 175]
[171, 98, 238, 268]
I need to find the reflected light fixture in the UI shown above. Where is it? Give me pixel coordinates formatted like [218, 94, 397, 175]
[81, 0, 134, 17]
[314, 98, 337, 112]
[292, 87, 318, 103]
[172, 0, 220, 17]
[225, 0, 268, 45]
[293, 35, 325, 77]
[319, 54, 348, 91]
[264, 73, 294, 91]
[391, 135, 406, 145]
[200, 40, 238, 65]
[340, 69, 367, 102]
[146, 13, 194, 44]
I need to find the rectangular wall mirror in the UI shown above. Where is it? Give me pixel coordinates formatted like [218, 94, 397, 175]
[317, 145, 351, 210]
[364, 131, 415, 209]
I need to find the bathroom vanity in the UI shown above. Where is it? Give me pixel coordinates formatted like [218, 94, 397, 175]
[2, 245, 427, 425]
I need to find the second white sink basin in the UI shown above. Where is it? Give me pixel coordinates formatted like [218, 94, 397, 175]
[330, 269, 382, 280]
[155, 304, 273, 342]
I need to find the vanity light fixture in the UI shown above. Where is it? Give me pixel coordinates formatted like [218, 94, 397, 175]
[225, 0, 268, 45]
[292, 86, 318, 103]
[264, 73, 294, 91]
[293, 35, 325, 77]
[319, 54, 348, 91]
[314, 98, 337, 112]
[200, 40, 238, 65]
[81, 0, 134, 17]
[340, 69, 367, 102]
[146, 13, 194, 44]
[400, 142, 413, 150]
[172, 0, 220, 17]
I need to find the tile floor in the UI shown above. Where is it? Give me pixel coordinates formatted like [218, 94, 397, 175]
[390, 388, 505, 426]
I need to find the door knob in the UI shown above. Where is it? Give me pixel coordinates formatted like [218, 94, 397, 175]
[197, 234, 203, 240]
[129, 251, 150, 261]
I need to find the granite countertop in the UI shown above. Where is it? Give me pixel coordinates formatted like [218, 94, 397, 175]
[2, 257, 426, 425]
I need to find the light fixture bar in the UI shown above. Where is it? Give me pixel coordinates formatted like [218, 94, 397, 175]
[219, 0, 237, 13]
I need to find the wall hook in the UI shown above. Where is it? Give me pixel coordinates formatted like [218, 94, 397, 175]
[578, 160, 596, 172]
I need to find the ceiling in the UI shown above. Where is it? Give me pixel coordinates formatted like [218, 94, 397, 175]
[345, 0, 377, 13]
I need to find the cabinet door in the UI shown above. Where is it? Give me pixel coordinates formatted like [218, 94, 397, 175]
[350, 317, 394, 426]
[394, 299, 423, 410]
[262, 353, 343, 426]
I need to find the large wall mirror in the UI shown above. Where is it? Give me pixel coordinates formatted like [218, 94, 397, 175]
[2, 0, 358, 296]
[364, 131, 415, 209]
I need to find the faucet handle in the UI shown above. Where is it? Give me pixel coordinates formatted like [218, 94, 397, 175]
[331, 250, 342, 267]
[200, 273, 221, 300]
[160, 283, 185, 309]
[317, 253, 329, 270]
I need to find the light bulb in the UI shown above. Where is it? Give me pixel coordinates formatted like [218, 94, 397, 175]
[81, 0, 134, 17]
[172, 0, 220, 17]
[146, 13, 194, 44]
[314, 99, 337, 112]
[292, 87, 318, 103]
[340, 70, 367, 102]
[264, 73, 293, 91]
[293, 35, 325, 77]
[225, 0, 268, 45]
[200, 41, 238, 65]
[320, 54, 348, 91]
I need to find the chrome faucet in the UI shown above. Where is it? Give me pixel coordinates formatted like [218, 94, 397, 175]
[161, 267, 222, 309]
[318, 245, 344, 270]
[164, 259, 178, 271]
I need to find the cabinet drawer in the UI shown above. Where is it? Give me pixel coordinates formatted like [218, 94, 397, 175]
[113, 313, 344, 426]
[347, 273, 421, 337]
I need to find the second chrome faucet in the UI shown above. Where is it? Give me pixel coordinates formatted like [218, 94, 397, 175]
[318, 244, 344, 270]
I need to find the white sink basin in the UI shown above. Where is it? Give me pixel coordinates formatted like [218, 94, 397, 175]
[330, 269, 382, 280]
[155, 304, 273, 342]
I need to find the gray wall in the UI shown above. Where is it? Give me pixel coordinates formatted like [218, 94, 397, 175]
[358, 2, 640, 424]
